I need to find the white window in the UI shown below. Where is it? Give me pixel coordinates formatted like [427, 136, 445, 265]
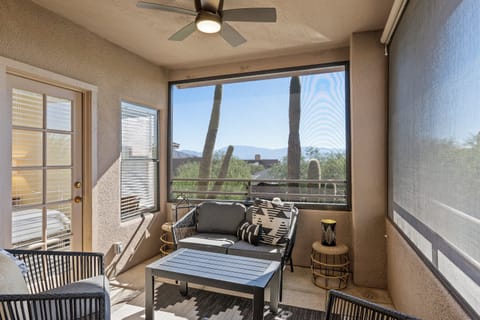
[121, 102, 159, 220]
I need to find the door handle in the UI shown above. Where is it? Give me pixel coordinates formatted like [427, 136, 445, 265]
[74, 196, 82, 203]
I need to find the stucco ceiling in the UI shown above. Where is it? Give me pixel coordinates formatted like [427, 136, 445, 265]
[31, 0, 394, 69]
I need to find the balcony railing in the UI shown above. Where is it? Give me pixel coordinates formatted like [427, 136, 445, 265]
[170, 177, 348, 208]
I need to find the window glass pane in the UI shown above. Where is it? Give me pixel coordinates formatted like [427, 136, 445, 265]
[12, 88, 43, 128]
[12, 207, 43, 245]
[12, 169, 43, 206]
[12, 129, 43, 167]
[47, 169, 71, 202]
[121, 160, 157, 214]
[47, 133, 71, 166]
[47, 96, 72, 131]
[170, 67, 348, 207]
[121, 102, 158, 220]
[47, 203, 72, 243]
[121, 102, 158, 159]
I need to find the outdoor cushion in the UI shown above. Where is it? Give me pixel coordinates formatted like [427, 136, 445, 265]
[228, 240, 284, 261]
[177, 233, 238, 254]
[0, 250, 28, 294]
[44, 275, 110, 319]
[196, 202, 246, 235]
[252, 199, 294, 245]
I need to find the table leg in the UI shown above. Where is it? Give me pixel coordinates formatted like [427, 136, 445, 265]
[179, 281, 188, 296]
[253, 288, 265, 320]
[269, 268, 280, 313]
[145, 268, 154, 320]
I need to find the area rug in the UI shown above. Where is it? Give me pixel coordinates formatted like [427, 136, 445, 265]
[153, 283, 324, 320]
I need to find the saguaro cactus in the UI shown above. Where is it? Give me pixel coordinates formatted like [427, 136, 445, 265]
[197, 84, 222, 197]
[208, 145, 234, 199]
[287, 76, 301, 194]
[307, 159, 321, 193]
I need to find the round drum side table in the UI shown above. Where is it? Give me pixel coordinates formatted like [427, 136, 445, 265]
[160, 222, 175, 256]
[310, 241, 350, 289]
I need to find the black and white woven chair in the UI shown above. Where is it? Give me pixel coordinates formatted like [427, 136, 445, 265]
[0, 249, 109, 320]
[325, 289, 419, 320]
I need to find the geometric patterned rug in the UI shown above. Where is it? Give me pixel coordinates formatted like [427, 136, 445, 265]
[154, 283, 324, 320]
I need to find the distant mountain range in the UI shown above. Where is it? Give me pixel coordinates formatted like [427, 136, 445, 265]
[173, 145, 344, 160]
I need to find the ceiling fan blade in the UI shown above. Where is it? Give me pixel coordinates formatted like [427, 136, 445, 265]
[169, 22, 197, 41]
[194, 0, 201, 12]
[222, 8, 277, 22]
[136, 1, 197, 16]
[220, 23, 246, 47]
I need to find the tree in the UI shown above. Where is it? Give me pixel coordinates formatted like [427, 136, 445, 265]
[197, 84, 222, 197]
[175, 153, 254, 200]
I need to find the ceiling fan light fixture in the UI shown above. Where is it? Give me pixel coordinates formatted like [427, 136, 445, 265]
[195, 11, 222, 34]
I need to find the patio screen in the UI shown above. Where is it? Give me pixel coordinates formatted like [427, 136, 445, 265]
[389, 0, 480, 317]
[120, 102, 159, 220]
[169, 63, 350, 209]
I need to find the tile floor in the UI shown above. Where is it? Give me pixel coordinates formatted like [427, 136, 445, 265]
[110, 254, 394, 319]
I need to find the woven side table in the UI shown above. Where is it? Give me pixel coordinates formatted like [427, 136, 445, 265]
[311, 241, 350, 289]
[160, 222, 174, 256]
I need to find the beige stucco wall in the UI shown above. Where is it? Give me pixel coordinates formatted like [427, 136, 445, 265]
[293, 210, 352, 267]
[386, 220, 469, 320]
[0, 0, 168, 273]
[350, 31, 388, 288]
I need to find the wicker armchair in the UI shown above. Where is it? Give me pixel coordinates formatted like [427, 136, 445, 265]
[0, 249, 109, 320]
[325, 290, 420, 320]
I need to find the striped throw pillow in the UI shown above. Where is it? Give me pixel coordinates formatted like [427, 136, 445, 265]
[237, 221, 262, 246]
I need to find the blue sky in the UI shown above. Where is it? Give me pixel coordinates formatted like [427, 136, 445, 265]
[171, 71, 346, 152]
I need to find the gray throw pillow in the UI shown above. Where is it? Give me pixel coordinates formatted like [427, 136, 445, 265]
[196, 202, 246, 235]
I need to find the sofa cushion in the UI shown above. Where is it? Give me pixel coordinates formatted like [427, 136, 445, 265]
[228, 240, 284, 261]
[44, 275, 110, 319]
[196, 202, 246, 235]
[0, 250, 28, 294]
[251, 199, 294, 245]
[177, 233, 238, 254]
[236, 221, 262, 245]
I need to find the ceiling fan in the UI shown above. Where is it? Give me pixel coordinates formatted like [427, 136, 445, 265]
[136, 0, 277, 47]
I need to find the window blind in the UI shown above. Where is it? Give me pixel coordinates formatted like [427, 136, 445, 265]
[121, 102, 159, 220]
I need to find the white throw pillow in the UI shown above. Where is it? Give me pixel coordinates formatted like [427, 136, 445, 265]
[0, 251, 29, 294]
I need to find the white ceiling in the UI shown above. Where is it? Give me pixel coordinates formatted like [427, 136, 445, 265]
[31, 0, 394, 69]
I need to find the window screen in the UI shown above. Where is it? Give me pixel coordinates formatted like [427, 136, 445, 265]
[169, 64, 350, 209]
[389, 0, 480, 317]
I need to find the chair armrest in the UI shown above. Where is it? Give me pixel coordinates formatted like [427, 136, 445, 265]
[325, 290, 419, 320]
[172, 206, 197, 246]
[6, 250, 104, 293]
[281, 207, 299, 267]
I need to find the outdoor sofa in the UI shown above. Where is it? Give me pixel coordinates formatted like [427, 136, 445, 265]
[172, 199, 299, 299]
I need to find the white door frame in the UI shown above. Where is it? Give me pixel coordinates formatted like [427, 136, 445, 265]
[0, 56, 98, 251]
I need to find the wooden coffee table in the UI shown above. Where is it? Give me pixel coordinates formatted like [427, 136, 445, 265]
[145, 248, 281, 320]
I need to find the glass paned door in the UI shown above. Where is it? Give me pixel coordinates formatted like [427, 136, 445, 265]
[8, 74, 83, 251]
